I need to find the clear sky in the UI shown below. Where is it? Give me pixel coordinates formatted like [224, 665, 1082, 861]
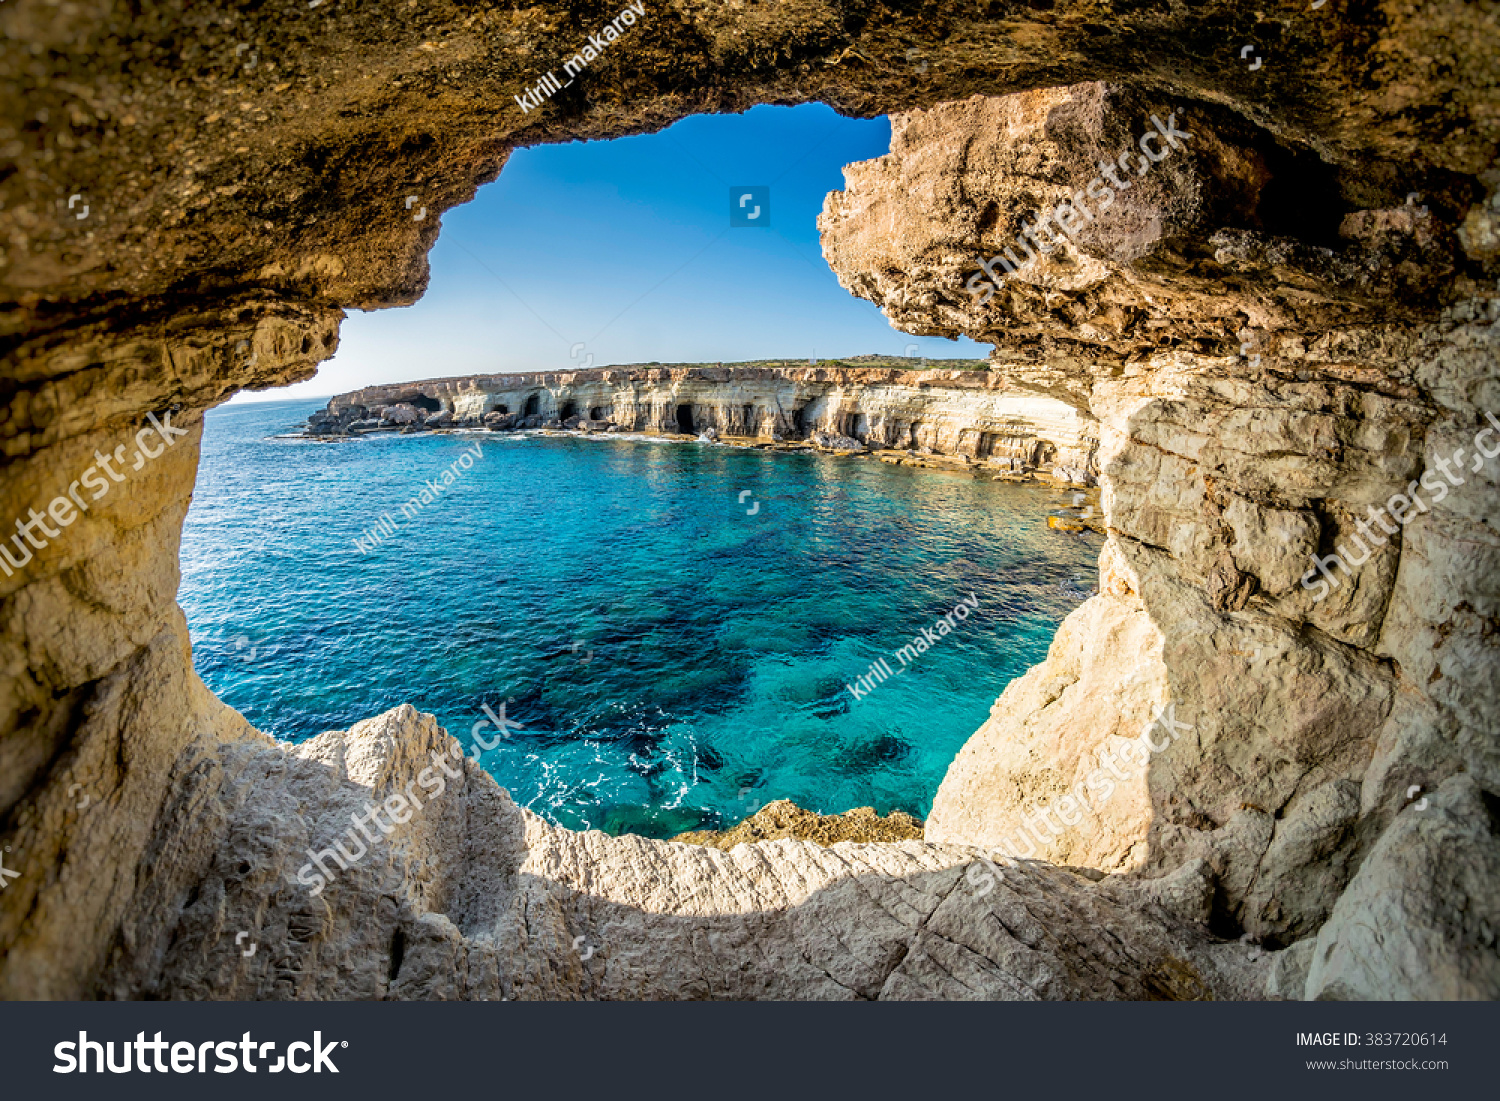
[236, 104, 985, 403]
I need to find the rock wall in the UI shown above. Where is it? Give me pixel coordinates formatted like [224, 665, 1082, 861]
[314, 364, 1098, 471]
[1, 2, 1497, 1000]
[822, 88, 1500, 993]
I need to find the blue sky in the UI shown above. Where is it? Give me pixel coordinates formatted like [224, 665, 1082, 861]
[238, 104, 985, 402]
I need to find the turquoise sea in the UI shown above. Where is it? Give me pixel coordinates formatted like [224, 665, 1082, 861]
[180, 398, 1101, 838]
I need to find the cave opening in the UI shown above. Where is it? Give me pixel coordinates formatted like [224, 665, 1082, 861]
[6, 0, 1490, 1004]
[176, 104, 1081, 856]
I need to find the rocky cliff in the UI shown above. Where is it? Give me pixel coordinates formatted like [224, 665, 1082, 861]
[2, 1, 1497, 1000]
[307, 362, 1099, 474]
[822, 85, 1500, 995]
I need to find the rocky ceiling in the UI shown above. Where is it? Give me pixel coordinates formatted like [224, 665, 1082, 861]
[2, 1, 1496, 369]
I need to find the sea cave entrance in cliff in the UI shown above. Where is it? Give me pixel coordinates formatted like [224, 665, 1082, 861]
[192, 102, 1074, 847]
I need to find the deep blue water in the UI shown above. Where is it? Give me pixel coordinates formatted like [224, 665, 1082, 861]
[180, 398, 1101, 838]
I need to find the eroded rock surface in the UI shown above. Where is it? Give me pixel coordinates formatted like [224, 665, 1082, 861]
[96, 705, 1264, 1001]
[831, 86, 1500, 983]
[310, 362, 1099, 472]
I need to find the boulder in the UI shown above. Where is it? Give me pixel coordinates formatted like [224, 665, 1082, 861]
[811, 429, 864, 451]
[1265, 939, 1317, 1000]
[381, 403, 421, 426]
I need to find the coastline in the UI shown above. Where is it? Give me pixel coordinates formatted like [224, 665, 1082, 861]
[296, 360, 1103, 491]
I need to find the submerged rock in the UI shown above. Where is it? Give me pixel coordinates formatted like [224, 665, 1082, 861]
[672, 799, 924, 850]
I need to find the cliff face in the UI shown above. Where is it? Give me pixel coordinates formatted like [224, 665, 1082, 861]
[312, 364, 1098, 472]
[822, 88, 1500, 994]
[2, 1, 1497, 1000]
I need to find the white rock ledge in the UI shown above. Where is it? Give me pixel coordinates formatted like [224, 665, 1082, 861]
[99, 704, 1268, 1001]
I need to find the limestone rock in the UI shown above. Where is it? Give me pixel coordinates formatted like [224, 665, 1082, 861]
[1266, 939, 1318, 1001]
[310, 363, 1095, 469]
[820, 85, 1473, 382]
[811, 429, 864, 451]
[1305, 775, 1500, 1000]
[870, 77, 1498, 977]
[926, 580, 1170, 874]
[1, 0, 1496, 1002]
[381, 404, 421, 426]
[87, 705, 1262, 1001]
[1242, 780, 1363, 942]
